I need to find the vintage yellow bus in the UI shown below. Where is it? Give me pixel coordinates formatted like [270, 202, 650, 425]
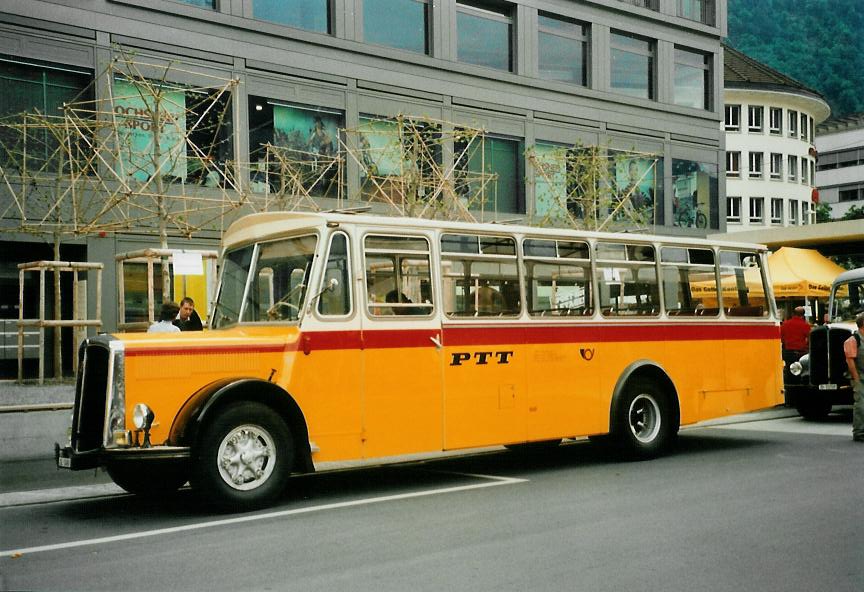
[57, 212, 783, 510]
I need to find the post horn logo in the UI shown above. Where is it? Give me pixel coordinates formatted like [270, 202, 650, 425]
[579, 348, 595, 361]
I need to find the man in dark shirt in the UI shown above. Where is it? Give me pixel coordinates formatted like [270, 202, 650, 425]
[174, 296, 204, 331]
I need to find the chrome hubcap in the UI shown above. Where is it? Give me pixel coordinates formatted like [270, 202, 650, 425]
[628, 394, 661, 443]
[216, 424, 275, 491]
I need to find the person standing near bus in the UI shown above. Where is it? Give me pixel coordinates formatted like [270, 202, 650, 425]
[843, 313, 864, 442]
[781, 306, 810, 375]
[148, 302, 181, 333]
[174, 296, 203, 331]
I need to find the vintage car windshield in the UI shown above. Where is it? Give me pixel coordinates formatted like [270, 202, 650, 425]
[831, 280, 864, 322]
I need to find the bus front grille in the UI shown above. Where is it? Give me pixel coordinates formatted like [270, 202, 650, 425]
[72, 340, 111, 452]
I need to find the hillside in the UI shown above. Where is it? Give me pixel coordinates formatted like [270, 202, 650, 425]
[726, 0, 864, 118]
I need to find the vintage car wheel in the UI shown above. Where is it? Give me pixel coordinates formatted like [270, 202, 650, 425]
[191, 402, 294, 511]
[611, 380, 676, 459]
[106, 460, 188, 496]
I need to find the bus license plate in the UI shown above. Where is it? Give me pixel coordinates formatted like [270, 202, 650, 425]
[57, 456, 71, 468]
[818, 384, 838, 391]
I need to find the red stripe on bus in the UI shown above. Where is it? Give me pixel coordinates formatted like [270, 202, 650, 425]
[123, 323, 778, 358]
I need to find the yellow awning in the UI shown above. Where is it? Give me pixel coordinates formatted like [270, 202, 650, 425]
[767, 247, 846, 298]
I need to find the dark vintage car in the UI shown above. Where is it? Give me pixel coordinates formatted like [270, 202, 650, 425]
[786, 268, 864, 420]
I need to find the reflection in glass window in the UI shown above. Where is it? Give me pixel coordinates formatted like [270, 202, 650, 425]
[595, 243, 659, 317]
[254, 0, 329, 33]
[364, 0, 428, 53]
[538, 14, 587, 85]
[248, 98, 342, 198]
[674, 47, 710, 109]
[442, 234, 520, 317]
[672, 159, 718, 229]
[610, 32, 654, 99]
[661, 247, 717, 317]
[454, 134, 522, 214]
[364, 235, 434, 316]
[0, 57, 92, 172]
[524, 239, 592, 316]
[176, 0, 215, 7]
[213, 245, 255, 328]
[718, 250, 767, 317]
[612, 153, 661, 226]
[243, 235, 318, 323]
[456, 2, 512, 71]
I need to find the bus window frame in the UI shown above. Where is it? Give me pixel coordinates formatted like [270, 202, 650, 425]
[441, 232, 522, 319]
[362, 231, 436, 320]
[314, 230, 354, 321]
[717, 249, 770, 318]
[522, 237, 593, 318]
[595, 241, 661, 318]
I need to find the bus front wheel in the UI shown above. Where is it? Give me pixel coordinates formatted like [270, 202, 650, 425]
[612, 381, 675, 460]
[191, 402, 294, 511]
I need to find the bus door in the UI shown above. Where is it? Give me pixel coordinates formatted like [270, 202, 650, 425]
[360, 233, 443, 458]
[522, 238, 602, 440]
[440, 234, 526, 449]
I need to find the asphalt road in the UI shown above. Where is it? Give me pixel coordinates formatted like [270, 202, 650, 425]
[0, 412, 862, 592]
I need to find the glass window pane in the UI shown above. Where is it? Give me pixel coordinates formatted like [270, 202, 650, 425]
[213, 245, 255, 328]
[718, 251, 767, 317]
[254, 0, 329, 33]
[318, 233, 352, 316]
[672, 159, 718, 229]
[365, 236, 434, 316]
[455, 135, 522, 214]
[526, 261, 592, 317]
[610, 33, 653, 99]
[457, 6, 511, 71]
[243, 235, 318, 322]
[595, 260, 659, 317]
[177, 0, 215, 7]
[442, 234, 480, 254]
[538, 16, 586, 85]
[364, 0, 428, 53]
[442, 257, 521, 317]
[662, 265, 718, 317]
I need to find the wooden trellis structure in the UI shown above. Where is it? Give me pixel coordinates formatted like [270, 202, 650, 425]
[17, 261, 103, 384]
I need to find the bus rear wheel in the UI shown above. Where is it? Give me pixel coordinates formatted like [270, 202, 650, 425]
[612, 381, 676, 460]
[191, 402, 294, 511]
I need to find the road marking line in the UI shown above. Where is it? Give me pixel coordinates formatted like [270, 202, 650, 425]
[0, 473, 527, 558]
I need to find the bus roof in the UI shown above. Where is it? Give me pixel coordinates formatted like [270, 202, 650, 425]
[222, 211, 770, 252]
[834, 267, 864, 285]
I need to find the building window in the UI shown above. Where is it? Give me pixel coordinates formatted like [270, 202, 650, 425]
[788, 110, 798, 137]
[748, 105, 763, 132]
[177, 0, 214, 6]
[0, 56, 92, 172]
[677, 0, 715, 26]
[801, 159, 809, 184]
[810, 160, 815, 184]
[610, 31, 654, 100]
[456, 1, 513, 72]
[809, 117, 815, 143]
[799, 113, 808, 142]
[769, 153, 782, 180]
[748, 152, 763, 179]
[673, 47, 710, 109]
[538, 14, 588, 86]
[364, 0, 429, 54]
[254, 0, 330, 33]
[455, 133, 523, 214]
[839, 187, 862, 202]
[770, 198, 783, 224]
[748, 197, 764, 224]
[724, 104, 741, 132]
[789, 200, 799, 224]
[769, 107, 782, 134]
[727, 196, 741, 222]
[248, 98, 342, 198]
[615, 0, 659, 10]
[673, 159, 717, 229]
[726, 151, 740, 177]
[787, 155, 797, 182]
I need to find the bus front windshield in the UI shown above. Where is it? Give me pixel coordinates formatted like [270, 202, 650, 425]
[213, 235, 318, 327]
[831, 280, 864, 323]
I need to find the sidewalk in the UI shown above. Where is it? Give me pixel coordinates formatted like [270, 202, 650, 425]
[0, 381, 75, 408]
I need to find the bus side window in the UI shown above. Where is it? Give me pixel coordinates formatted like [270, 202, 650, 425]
[318, 232, 352, 316]
[363, 235, 434, 317]
[441, 233, 521, 318]
[718, 250, 768, 318]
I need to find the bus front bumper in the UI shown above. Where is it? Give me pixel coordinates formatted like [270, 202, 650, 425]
[55, 443, 191, 471]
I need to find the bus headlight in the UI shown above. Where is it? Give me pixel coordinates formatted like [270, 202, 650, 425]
[132, 404, 155, 430]
[789, 361, 803, 376]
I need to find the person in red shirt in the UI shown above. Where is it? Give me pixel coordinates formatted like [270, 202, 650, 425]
[781, 306, 811, 353]
[781, 306, 811, 384]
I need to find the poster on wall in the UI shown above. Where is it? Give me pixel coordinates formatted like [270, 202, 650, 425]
[273, 104, 340, 159]
[614, 157, 656, 223]
[113, 80, 187, 183]
[357, 118, 402, 177]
